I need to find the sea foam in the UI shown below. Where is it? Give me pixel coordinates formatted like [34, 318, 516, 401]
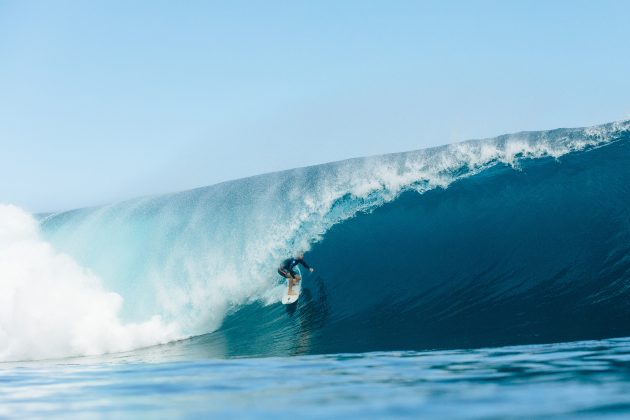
[0, 204, 179, 361]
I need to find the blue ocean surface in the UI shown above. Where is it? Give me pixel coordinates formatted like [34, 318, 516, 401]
[2, 338, 630, 418]
[1, 120, 630, 417]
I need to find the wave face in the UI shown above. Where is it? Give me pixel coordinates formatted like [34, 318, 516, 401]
[187, 123, 630, 358]
[1, 121, 629, 361]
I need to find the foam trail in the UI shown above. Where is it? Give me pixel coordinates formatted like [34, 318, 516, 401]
[0, 205, 179, 362]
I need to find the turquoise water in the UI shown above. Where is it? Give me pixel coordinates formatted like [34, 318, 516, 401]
[3, 338, 630, 418]
[2, 121, 630, 417]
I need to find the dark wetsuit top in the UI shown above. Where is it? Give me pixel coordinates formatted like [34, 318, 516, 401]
[278, 257, 311, 277]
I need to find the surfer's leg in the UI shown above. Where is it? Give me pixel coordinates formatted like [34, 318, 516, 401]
[288, 276, 295, 295]
[287, 271, 294, 295]
[286, 269, 298, 295]
[288, 275, 302, 296]
[288, 274, 300, 295]
[292, 275, 301, 287]
[280, 269, 296, 296]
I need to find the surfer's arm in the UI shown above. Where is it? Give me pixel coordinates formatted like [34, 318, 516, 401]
[299, 260, 314, 271]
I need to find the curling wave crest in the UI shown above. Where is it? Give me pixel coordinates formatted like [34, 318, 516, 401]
[1, 120, 627, 361]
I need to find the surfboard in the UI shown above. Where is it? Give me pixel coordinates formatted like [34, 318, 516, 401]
[281, 266, 302, 305]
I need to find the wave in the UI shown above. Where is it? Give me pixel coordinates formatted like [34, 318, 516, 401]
[1, 120, 628, 361]
[200, 131, 630, 357]
[0, 205, 178, 361]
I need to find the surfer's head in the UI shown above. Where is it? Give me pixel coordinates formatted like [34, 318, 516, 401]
[297, 252, 304, 259]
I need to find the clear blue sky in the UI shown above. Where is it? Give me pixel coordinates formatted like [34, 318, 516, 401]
[1, 0, 629, 212]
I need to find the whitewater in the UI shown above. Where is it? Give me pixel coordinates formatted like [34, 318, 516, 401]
[1, 120, 629, 363]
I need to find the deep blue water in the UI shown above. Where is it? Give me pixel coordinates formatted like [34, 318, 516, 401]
[203, 135, 630, 357]
[1, 121, 630, 417]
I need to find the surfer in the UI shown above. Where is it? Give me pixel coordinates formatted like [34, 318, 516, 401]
[278, 253, 315, 296]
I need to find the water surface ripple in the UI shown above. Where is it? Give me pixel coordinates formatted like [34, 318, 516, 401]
[2, 337, 630, 418]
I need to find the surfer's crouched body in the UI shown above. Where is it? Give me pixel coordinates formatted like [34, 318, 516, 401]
[278, 253, 314, 295]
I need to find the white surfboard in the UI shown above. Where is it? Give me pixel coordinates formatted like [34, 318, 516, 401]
[281, 266, 302, 305]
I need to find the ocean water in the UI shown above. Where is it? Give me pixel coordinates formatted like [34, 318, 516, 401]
[2, 338, 630, 418]
[1, 120, 630, 417]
